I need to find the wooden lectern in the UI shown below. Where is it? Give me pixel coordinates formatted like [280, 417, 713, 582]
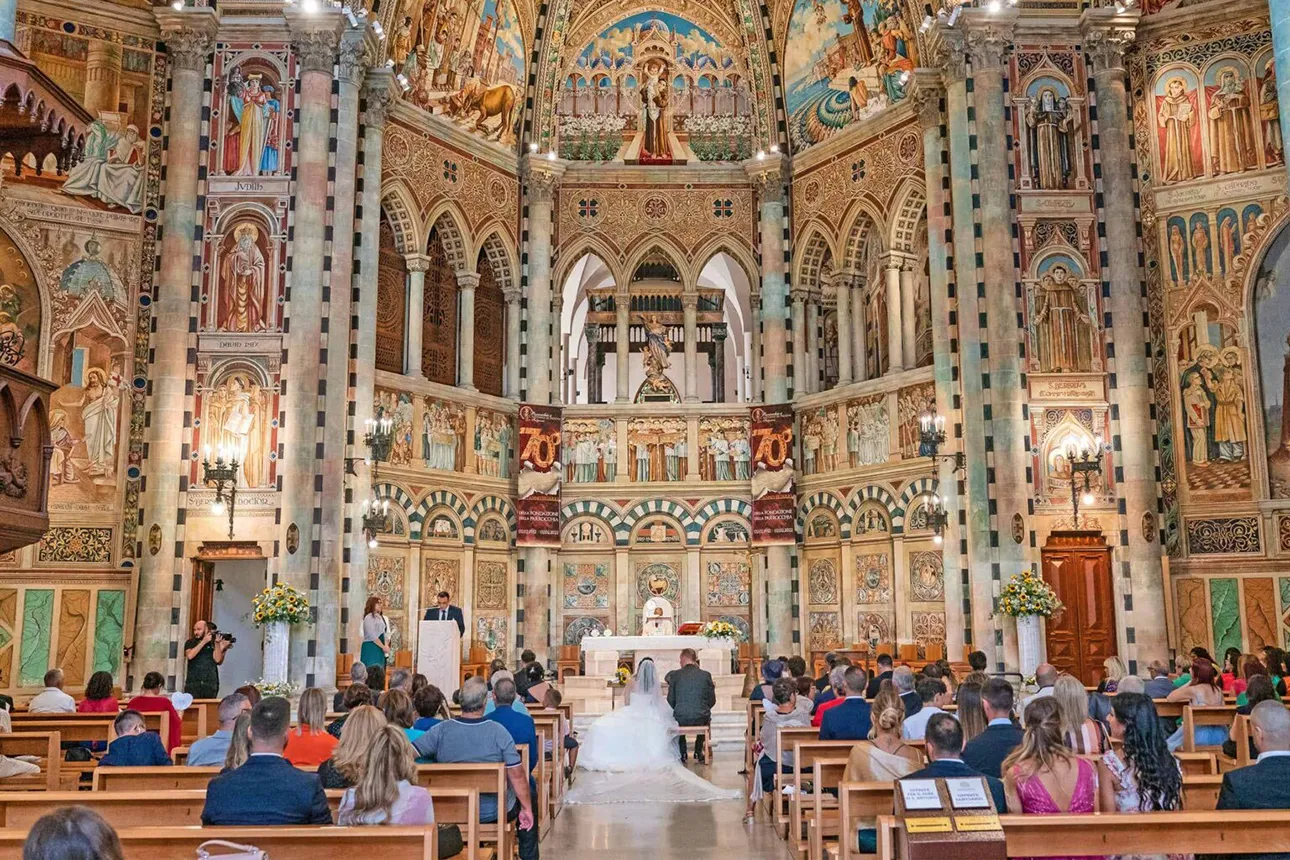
[417, 620, 462, 700]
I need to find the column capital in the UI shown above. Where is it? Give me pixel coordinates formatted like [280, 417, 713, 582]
[155, 8, 219, 72]
[682, 293, 700, 311]
[925, 25, 967, 83]
[287, 8, 344, 74]
[456, 271, 481, 290]
[584, 322, 601, 343]
[790, 287, 811, 304]
[961, 11, 1018, 73]
[910, 69, 946, 128]
[712, 321, 728, 341]
[1080, 9, 1139, 74]
[522, 154, 566, 203]
[405, 253, 432, 273]
[363, 68, 399, 128]
[339, 27, 379, 87]
[503, 285, 523, 305]
[743, 153, 788, 205]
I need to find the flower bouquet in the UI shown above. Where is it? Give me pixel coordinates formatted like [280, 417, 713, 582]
[252, 583, 311, 626]
[611, 666, 631, 686]
[701, 619, 743, 641]
[249, 678, 298, 698]
[995, 570, 1063, 618]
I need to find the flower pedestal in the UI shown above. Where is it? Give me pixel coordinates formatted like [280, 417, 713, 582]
[1016, 615, 1042, 679]
[262, 619, 289, 686]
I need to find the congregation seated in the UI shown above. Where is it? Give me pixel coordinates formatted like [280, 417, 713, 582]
[514, 649, 538, 700]
[955, 677, 988, 743]
[814, 651, 840, 693]
[905, 712, 1007, 812]
[786, 655, 808, 682]
[365, 665, 386, 697]
[202, 696, 332, 826]
[1115, 675, 1145, 695]
[333, 662, 367, 712]
[413, 676, 539, 860]
[1097, 655, 1128, 694]
[411, 673, 429, 697]
[1019, 663, 1057, 719]
[1097, 692, 1182, 817]
[819, 665, 871, 741]
[1054, 673, 1107, 754]
[892, 666, 921, 719]
[382, 689, 423, 746]
[967, 650, 988, 674]
[1224, 674, 1277, 760]
[961, 677, 1022, 778]
[812, 663, 850, 727]
[1165, 658, 1225, 750]
[318, 704, 384, 789]
[387, 668, 413, 696]
[1144, 660, 1175, 699]
[1259, 645, 1289, 697]
[1002, 697, 1098, 817]
[749, 659, 784, 702]
[901, 677, 949, 741]
[23, 807, 124, 860]
[327, 683, 373, 739]
[845, 687, 921, 782]
[412, 683, 450, 732]
[752, 676, 811, 805]
[187, 692, 251, 767]
[100, 710, 170, 767]
[1217, 698, 1290, 829]
[28, 668, 76, 714]
[284, 687, 338, 767]
[521, 663, 551, 705]
[488, 676, 538, 778]
[77, 671, 118, 715]
[126, 671, 182, 753]
[865, 654, 894, 699]
[484, 670, 529, 715]
[222, 711, 252, 771]
[337, 723, 436, 826]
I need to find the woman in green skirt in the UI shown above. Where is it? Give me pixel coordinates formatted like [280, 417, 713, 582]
[361, 596, 392, 668]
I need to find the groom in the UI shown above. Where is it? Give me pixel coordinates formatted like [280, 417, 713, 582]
[666, 648, 716, 764]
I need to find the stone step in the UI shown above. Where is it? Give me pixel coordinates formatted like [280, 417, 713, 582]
[571, 708, 748, 752]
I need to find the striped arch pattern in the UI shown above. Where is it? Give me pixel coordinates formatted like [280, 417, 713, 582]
[559, 500, 625, 539]
[467, 495, 517, 543]
[847, 484, 901, 533]
[620, 499, 697, 545]
[373, 482, 415, 529]
[895, 477, 940, 533]
[409, 489, 470, 542]
[691, 498, 753, 541]
[796, 491, 851, 540]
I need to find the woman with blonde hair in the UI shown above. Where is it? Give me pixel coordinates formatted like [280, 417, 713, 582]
[1002, 697, 1100, 838]
[843, 686, 922, 782]
[222, 712, 252, 772]
[1097, 656, 1128, 694]
[284, 686, 338, 766]
[318, 704, 385, 789]
[955, 680, 988, 744]
[337, 724, 435, 825]
[1053, 674, 1107, 754]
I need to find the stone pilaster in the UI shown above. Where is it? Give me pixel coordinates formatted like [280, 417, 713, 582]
[456, 271, 480, 390]
[749, 292, 762, 401]
[883, 256, 904, 373]
[790, 288, 808, 395]
[138, 7, 217, 686]
[504, 285, 522, 399]
[806, 292, 821, 393]
[899, 263, 917, 370]
[846, 270, 867, 383]
[404, 255, 430, 378]
[615, 287, 631, 403]
[833, 273, 853, 387]
[682, 293, 699, 402]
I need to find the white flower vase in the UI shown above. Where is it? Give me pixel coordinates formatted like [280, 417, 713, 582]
[262, 620, 289, 686]
[1016, 614, 1043, 680]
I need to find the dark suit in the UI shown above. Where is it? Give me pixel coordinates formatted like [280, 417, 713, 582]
[100, 732, 171, 767]
[819, 697, 872, 741]
[961, 722, 1024, 779]
[666, 663, 716, 759]
[904, 759, 1008, 813]
[865, 670, 893, 699]
[201, 754, 332, 826]
[900, 690, 923, 718]
[1216, 755, 1290, 860]
[424, 604, 466, 636]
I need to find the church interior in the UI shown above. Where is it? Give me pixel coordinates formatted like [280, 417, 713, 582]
[0, 0, 1284, 851]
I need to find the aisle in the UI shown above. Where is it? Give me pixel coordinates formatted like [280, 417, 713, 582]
[541, 750, 794, 859]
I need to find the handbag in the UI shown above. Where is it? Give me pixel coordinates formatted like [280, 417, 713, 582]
[195, 840, 267, 860]
[436, 823, 464, 858]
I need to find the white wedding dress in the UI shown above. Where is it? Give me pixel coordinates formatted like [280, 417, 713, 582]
[565, 659, 741, 805]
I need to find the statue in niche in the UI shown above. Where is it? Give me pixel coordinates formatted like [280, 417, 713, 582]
[1027, 88, 1073, 190]
[636, 313, 678, 401]
[639, 58, 672, 162]
[1032, 265, 1095, 373]
[218, 222, 270, 332]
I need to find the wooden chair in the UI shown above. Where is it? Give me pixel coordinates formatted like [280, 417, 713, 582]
[1174, 751, 1217, 775]
[531, 712, 563, 823]
[788, 742, 856, 856]
[0, 732, 60, 791]
[1182, 704, 1238, 753]
[875, 642, 895, 658]
[897, 643, 919, 663]
[461, 643, 489, 685]
[1221, 714, 1253, 770]
[336, 653, 356, 692]
[924, 642, 945, 662]
[555, 645, 581, 680]
[0, 826, 440, 860]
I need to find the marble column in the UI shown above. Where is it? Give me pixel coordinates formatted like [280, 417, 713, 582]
[900, 263, 918, 369]
[520, 155, 564, 664]
[712, 322, 727, 403]
[806, 293, 821, 393]
[84, 40, 123, 116]
[346, 69, 397, 656]
[1083, 11, 1166, 666]
[283, 9, 342, 682]
[504, 285, 522, 399]
[682, 293, 699, 402]
[456, 271, 479, 391]
[790, 288, 808, 396]
[884, 258, 904, 373]
[1273, 0, 1290, 182]
[834, 274, 853, 387]
[850, 272, 868, 383]
[139, 8, 216, 684]
[749, 292, 763, 401]
[745, 155, 793, 656]
[404, 255, 429, 378]
[615, 288, 631, 403]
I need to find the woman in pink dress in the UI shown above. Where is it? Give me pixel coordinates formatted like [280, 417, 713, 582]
[1002, 697, 1102, 860]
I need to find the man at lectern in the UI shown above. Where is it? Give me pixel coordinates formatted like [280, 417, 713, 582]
[424, 590, 465, 636]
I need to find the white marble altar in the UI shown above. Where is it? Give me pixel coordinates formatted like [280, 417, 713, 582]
[580, 634, 735, 677]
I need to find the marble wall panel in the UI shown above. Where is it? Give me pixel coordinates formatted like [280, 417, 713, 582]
[18, 590, 53, 687]
[1243, 577, 1276, 653]
[1210, 578, 1241, 658]
[1176, 578, 1210, 656]
[92, 590, 125, 676]
[55, 590, 90, 687]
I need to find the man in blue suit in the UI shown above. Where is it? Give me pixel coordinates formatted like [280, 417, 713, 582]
[904, 713, 1007, 812]
[201, 696, 332, 826]
[1217, 699, 1290, 860]
[819, 666, 872, 741]
[424, 590, 466, 636]
[961, 677, 1023, 779]
[100, 710, 171, 767]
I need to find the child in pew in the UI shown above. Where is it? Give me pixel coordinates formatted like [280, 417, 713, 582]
[542, 688, 579, 778]
[100, 710, 171, 767]
[22, 807, 124, 860]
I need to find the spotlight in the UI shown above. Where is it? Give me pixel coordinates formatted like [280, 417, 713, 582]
[756, 149, 766, 160]
[947, 5, 962, 24]
[770, 144, 780, 154]
[933, 533, 943, 545]
[212, 499, 226, 517]
[986, 0, 1001, 13]
[547, 150, 557, 160]
[301, 0, 319, 12]
[899, 71, 910, 85]
[920, 15, 934, 32]
[171, 0, 184, 9]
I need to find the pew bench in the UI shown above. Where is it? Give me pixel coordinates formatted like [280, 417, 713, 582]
[0, 826, 440, 860]
[0, 732, 60, 791]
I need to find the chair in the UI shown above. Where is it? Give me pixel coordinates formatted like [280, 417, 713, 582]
[876, 642, 895, 658]
[461, 643, 489, 685]
[555, 645, 581, 680]
[393, 649, 413, 669]
[336, 653, 355, 692]
[924, 642, 945, 662]
[898, 643, 918, 663]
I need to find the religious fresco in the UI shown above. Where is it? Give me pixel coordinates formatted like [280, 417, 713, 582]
[854, 551, 891, 604]
[391, 0, 527, 145]
[366, 556, 407, 612]
[808, 610, 843, 650]
[704, 559, 750, 607]
[908, 550, 943, 603]
[214, 55, 289, 178]
[800, 407, 840, 476]
[474, 408, 514, 478]
[375, 389, 416, 467]
[210, 217, 277, 333]
[1015, 74, 1084, 192]
[1178, 341, 1251, 497]
[705, 519, 749, 544]
[1025, 254, 1101, 375]
[563, 561, 610, 610]
[563, 418, 615, 483]
[782, 0, 915, 152]
[699, 416, 750, 481]
[421, 557, 460, 613]
[196, 365, 275, 489]
[895, 382, 935, 459]
[627, 417, 688, 481]
[563, 517, 611, 545]
[0, 226, 41, 378]
[1030, 407, 1111, 508]
[1253, 226, 1290, 497]
[421, 396, 466, 472]
[807, 557, 839, 605]
[806, 511, 838, 540]
[846, 394, 889, 467]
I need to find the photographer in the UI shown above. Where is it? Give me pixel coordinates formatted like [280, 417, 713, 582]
[184, 619, 232, 699]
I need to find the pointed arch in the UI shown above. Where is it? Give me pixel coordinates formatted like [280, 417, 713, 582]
[845, 483, 901, 532]
[381, 183, 422, 256]
[467, 495, 517, 543]
[693, 236, 759, 294]
[841, 203, 889, 273]
[691, 498, 753, 534]
[623, 237, 691, 287]
[474, 224, 519, 296]
[560, 499, 624, 540]
[895, 477, 940, 532]
[425, 201, 472, 272]
[795, 222, 839, 290]
[553, 235, 625, 294]
[888, 181, 927, 255]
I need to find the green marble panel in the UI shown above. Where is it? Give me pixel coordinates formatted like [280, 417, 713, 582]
[1210, 578, 1242, 658]
[18, 589, 53, 687]
[92, 590, 125, 676]
[0, 626, 12, 651]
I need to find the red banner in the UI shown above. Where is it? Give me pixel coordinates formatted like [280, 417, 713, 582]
[516, 403, 563, 547]
[750, 404, 796, 545]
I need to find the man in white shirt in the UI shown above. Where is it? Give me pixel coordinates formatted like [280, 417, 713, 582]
[1019, 663, 1058, 719]
[28, 668, 76, 713]
[903, 677, 952, 740]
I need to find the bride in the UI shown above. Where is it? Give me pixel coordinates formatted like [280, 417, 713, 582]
[565, 658, 741, 804]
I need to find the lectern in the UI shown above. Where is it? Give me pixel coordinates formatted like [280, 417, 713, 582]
[417, 619, 462, 699]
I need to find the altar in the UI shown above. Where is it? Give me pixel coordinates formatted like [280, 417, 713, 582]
[579, 634, 735, 678]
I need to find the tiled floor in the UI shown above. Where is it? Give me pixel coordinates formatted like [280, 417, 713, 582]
[541, 751, 794, 859]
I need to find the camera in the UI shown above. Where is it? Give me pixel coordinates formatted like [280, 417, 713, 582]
[215, 631, 236, 645]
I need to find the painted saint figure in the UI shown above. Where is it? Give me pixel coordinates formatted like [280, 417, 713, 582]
[80, 367, 119, 477]
[1032, 265, 1094, 373]
[1213, 348, 1248, 462]
[1158, 77, 1198, 183]
[1027, 88, 1073, 190]
[1183, 371, 1211, 466]
[639, 59, 672, 161]
[218, 223, 269, 332]
[1260, 61, 1283, 164]
[225, 72, 281, 176]
[1208, 67, 1254, 175]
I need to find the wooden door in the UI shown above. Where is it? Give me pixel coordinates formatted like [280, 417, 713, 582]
[1040, 531, 1116, 685]
[188, 559, 216, 629]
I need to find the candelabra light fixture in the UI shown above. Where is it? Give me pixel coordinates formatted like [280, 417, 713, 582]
[361, 494, 389, 549]
[349, 415, 395, 478]
[918, 411, 966, 474]
[1067, 435, 1105, 530]
[202, 446, 240, 540]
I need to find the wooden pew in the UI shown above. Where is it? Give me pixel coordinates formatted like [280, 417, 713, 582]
[1151, 699, 1184, 720]
[1175, 751, 1216, 775]
[805, 757, 849, 860]
[0, 732, 59, 791]
[178, 699, 220, 745]
[0, 826, 439, 860]
[773, 726, 820, 835]
[92, 766, 223, 791]
[834, 782, 899, 860]
[1183, 773, 1223, 811]
[415, 761, 512, 860]
[531, 711, 562, 823]
[788, 740, 861, 856]
[1182, 704, 1238, 753]
[9, 711, 171, 749]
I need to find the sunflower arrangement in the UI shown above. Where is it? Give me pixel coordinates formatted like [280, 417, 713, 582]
[996, 571, 1063, 618]
[251, 583, 311, 626]
[612, 666, 631, 686]
[702, 619, 743, 641]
